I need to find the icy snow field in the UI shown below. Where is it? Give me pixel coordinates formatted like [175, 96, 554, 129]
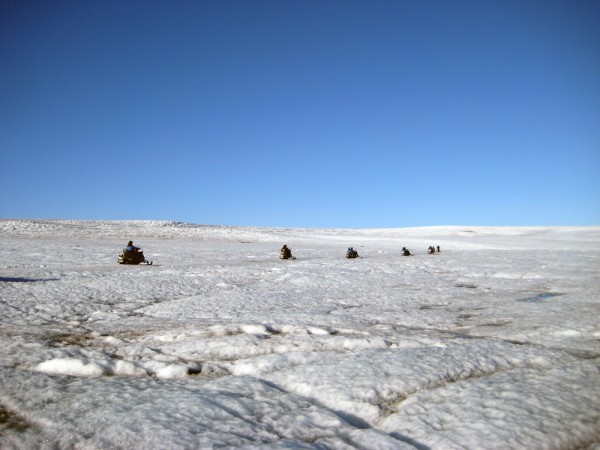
[1, 220, 599, 450]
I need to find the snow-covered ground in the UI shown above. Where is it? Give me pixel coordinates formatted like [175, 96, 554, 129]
[1, 220, 599, 449]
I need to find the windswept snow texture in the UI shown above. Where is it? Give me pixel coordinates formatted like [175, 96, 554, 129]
[1, 220, 599, 449]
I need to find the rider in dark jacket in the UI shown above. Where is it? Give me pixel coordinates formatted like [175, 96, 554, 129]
[280, 245, 293, 259]
[346, 247, 359, 258]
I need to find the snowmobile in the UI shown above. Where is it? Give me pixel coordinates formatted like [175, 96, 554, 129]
[280, 246, 295, 260]
[346, 248, 359, 258]
[118, 248, 152, 265]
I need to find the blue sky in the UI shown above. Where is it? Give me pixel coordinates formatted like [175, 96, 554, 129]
[1, 0, 599, 228]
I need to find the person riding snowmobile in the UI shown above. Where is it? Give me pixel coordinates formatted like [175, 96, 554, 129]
[280, 245, 293, 260]
[119, 241, 152, 265]
[346, 247, 359, 258]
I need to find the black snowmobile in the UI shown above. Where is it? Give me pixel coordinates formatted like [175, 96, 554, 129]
[118, 248, 152, 265]
[346, 248, 359, 258]
[280, 245, 295, 260]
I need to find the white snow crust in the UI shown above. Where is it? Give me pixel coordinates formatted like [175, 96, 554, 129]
[1, 219, 599, 449]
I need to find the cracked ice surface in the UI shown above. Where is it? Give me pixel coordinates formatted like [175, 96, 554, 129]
[0, 220, 599, 449]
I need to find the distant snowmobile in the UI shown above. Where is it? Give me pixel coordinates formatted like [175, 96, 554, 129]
[280, 245, 295, 260]
[118, 248, 152, 265]
[346, 247, 359, 258]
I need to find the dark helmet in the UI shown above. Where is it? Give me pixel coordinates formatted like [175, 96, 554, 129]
[128, 241, 133, 246]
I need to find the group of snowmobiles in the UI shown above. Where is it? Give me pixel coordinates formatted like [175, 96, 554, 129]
[118, 241, 441, 265]
[279, 245, 441, 260]
[428, 245, 441, 254]
[279, 245, 360, 260]
[403, 245, 441, 256]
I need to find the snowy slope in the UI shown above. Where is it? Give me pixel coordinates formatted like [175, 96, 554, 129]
[1, 220, 599, 449]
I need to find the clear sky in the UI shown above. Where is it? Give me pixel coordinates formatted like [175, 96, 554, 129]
[1, 0, 599, 228]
